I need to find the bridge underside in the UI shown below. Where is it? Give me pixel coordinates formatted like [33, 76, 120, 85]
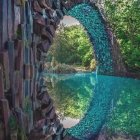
[0, 0, 126, 140]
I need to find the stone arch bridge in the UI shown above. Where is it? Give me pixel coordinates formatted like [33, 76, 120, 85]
[0, 0, 128, 140]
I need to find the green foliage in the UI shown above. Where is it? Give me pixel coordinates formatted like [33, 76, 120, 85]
[45, 73, 95, 119]
[90, 59, 96, 70]
[104, 0, 140, 72]
[47, 24, 94, 67]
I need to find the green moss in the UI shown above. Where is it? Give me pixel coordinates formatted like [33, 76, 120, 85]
[67, 4, 114, 74]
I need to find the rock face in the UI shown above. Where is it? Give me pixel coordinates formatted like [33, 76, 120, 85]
[0, 0, 127, 140]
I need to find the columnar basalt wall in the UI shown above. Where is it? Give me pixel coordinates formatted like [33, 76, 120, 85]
[0, 0, 126, 140]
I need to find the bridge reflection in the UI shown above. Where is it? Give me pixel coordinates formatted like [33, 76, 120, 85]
[44, 72, 140, 139]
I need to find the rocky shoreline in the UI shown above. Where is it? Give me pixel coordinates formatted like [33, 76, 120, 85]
[44, 63, 92, 74]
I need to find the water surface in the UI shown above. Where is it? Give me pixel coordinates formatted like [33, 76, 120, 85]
[44, 72, 140, 139]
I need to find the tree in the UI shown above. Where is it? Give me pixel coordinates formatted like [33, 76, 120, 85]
[104, 0, 140, 72]
[47, 24, 95, 67]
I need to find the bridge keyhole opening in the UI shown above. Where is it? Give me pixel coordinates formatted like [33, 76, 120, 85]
[43, 15, 97, 128]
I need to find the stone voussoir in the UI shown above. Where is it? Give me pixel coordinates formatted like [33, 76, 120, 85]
[33, 0, 43, 13]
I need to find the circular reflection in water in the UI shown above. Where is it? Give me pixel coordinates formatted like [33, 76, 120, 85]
[44, 72, 95, 128]
[44, 72, 140, 139]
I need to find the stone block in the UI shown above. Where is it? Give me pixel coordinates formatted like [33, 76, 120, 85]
[15, 40, 23, 71]
[0, 122, 5, 140]
[15, 0, 25, 6]
[41, 28, 53, 43]
[37, 0, 50, 9]
[37, 40, 50, 53]
[14, 5, 21, 34]
[52, 0, 61, 9]
[33, 0, 42, 13]
[56, 9, 64, 20]
[0, 99, 10, 138]
[46, 108, 56, 120]
[46, 25, 56, 36]
[0, 65, 4, 99]
[45, 0, 53, 8]
[0, 51, 10, 91]
[18, 77, 24, 108]
[23, 64, 33, 80]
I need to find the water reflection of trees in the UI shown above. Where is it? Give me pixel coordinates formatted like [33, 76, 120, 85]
[45, 73, 96, 119]
[45, 73, 140, 138]
[106, 78, 140, 136]
[67, 76, 140, 139]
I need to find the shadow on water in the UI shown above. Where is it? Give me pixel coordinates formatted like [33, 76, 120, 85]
[43, 72, 140, 140]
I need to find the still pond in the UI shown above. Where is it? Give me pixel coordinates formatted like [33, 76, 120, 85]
[43, 72, 140, 139]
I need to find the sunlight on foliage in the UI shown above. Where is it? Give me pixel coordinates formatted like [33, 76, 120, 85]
[105, 0, 140, 72]
[47, 24, 94, 67]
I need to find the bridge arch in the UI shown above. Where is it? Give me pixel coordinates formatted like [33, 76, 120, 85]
[36, 0, 126, 76]
[0, 0, 126, 140]
[32, 1, 126, 139]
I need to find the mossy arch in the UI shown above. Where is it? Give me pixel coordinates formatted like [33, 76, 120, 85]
[31, 0, 126, 139]
[0, 0, 126, 140]
[36, 0, 126, 76]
